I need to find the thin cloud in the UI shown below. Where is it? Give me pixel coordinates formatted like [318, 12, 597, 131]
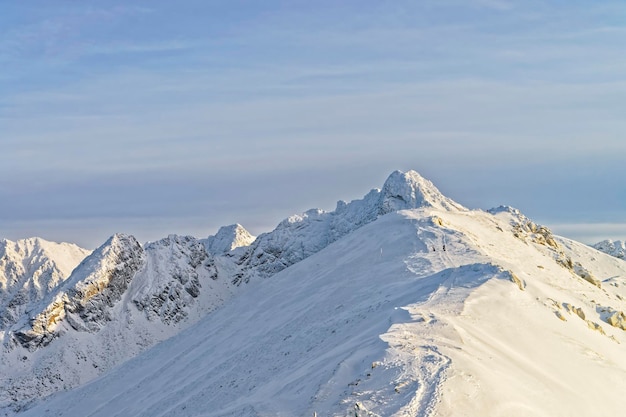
[86, 40, 200, 56]
[550, 223, 626, 245]
[0, 4, 153, 63]
[2, 0, 625, 247]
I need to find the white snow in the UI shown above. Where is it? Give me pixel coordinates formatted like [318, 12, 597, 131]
[203, 224, 256, 255]
[13, 183, 626, 416]
[0, 237, 91, 296]
[593, 239, 626, 259]
[0, 237, 90, 329]
[0, 234, 238, 412]
[3, 170, 626, 417]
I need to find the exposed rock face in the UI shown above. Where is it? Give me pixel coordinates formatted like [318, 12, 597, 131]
[508, 271, 525, 291]
[563, 303, 586, 320]
[0, 232, 236, 410]
[0, 238, 90, 329]
[586, 320, 606, 335]
[489, 206, 601, 288]
[12, 234, 144, 350]
[204, 224, 255, 255]
[133, 235, 219, 324]
[593, 240, 626, 259]
[235, 170, 466, 283]
[7, 233, 231, 350]
[606, 311, 626, 330]
[3, 168, 626, 416]
[379, 170, 465, 213]
[490, 206, 559, 249]
[572, 263, 601, 288]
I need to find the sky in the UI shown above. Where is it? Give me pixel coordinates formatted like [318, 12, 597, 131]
[1, 0, 625, 249]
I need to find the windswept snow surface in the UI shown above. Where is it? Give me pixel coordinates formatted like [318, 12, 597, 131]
[17, 197, 626, 416]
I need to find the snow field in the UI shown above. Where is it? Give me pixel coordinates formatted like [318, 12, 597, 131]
[4, 170, 626, 416]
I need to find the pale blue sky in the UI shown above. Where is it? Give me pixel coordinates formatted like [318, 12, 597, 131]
[2, 0, 625, 248]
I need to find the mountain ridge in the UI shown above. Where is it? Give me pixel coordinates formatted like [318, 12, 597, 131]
[16, 192, 626, 417]
[1, 169, 625, 416]
[234, 169, 464, 283]
[2, 169, 462, 411]
[594, 239, 626, 259]
[0, 238, 91, 330]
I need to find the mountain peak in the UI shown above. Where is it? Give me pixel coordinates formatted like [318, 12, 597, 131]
[104, 232, 139, 249]
[204, 224, 256, 255]
[16, 191, 626, 417]
[236, 169, 465, 282]
[593, 239, 626, 259]
[11, 233, 145, 349]
[379, 169, 465, 213]
[6, 170, 626, 416]
[0, 237, 91, 331]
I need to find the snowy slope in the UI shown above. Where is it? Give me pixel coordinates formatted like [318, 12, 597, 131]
[235, 170, 465, 283]
[2, 169, 458, 412]
[14, 172, 626, 417]
[593, 239, 626, 259]
[0, 238, 91, 329]
[0, 233, 241, 412]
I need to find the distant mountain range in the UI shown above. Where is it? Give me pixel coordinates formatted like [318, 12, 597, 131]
[593, 239, 626, 259]
[2, 170, 625, 417]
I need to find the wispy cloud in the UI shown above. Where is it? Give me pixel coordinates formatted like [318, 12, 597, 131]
[86, 40, 200, 56]
[4, 65, 626, 173]
[2, 0, 625, 246]
[0, 4, 153, 65]
[550, 224, 626, 245]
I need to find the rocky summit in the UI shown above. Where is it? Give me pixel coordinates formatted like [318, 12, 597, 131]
[2, 170, 626, 417]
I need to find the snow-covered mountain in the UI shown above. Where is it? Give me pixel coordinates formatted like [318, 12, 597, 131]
[0, 231, 245, 412]
[234, 170, 465, 283]
[0, 238, 91, 329]
[3, 170, 626, 417]
[593, 239, 626, 259]
[204, 224, 256, 255]
[4, 170, 458, 412]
